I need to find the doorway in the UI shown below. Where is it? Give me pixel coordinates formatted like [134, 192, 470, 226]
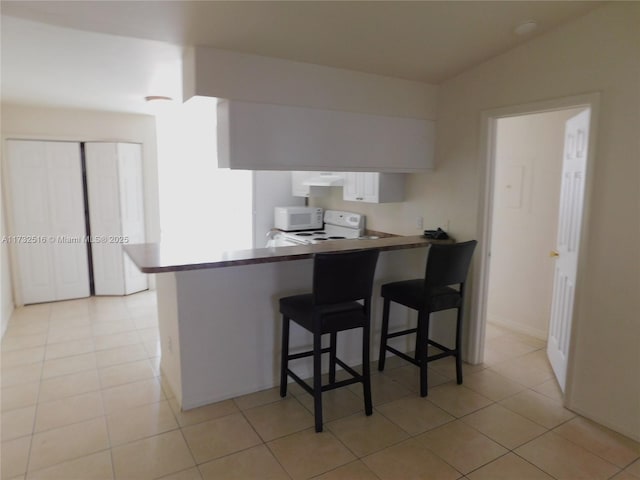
[486, 109, 583, 336]
[473, 93, 599, 400]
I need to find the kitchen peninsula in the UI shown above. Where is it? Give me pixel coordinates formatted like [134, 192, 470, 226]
[125, 235, 442, 410]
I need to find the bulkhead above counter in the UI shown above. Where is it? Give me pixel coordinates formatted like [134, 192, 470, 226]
[216, 99, 434, 173]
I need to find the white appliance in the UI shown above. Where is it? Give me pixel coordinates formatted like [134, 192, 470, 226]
[274, 210, 365, 246]
[274, 206, 323, 232]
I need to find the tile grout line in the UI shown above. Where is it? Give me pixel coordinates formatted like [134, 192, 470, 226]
[4, 299, 637, 480]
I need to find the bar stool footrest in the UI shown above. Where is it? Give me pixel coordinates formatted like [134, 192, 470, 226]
[387, 327, 418, 339]
[288, 347, 332, 361]
[285, 354, 364, 396]
[385, 346, 420, 366]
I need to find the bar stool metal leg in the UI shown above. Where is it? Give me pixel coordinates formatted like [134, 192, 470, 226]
[418, 311, 430, 397]
[378, 298, 391, 371]
[415, 315, 425, 362]
[362, 321, 373, 415]
[329, 332, 337, 384]
[280, 315, 290, 397]
[313, 332, 323, 432]
[455, 305, 464, 385]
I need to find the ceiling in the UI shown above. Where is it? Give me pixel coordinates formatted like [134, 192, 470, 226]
[1, 1, 604, 114]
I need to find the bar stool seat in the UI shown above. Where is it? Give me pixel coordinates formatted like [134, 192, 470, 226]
[381, 280, 462, 312]
[279, 294, 365, 333]
[279, 249, 380, 433]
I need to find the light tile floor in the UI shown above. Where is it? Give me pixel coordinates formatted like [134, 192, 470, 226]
[1, 292, 639, 479]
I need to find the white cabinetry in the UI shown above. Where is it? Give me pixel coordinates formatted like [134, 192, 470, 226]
[343, 172, 405, 203]
[291, 171, 343, 197]
[85, 143, 147, 295]
[217, 99, 434, 172]
[291, 171, 320, 197]
[6, 140, 90, 304]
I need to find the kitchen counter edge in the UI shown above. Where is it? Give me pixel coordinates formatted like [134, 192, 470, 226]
[124, 235, 449, 274]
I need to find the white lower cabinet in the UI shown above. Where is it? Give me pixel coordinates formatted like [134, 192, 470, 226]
[6, 140, 91, 304]
[85, 142, 147, 295]
[343, 172, 405, 203]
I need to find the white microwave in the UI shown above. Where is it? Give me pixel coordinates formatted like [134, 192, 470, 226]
[274, 206, 323, 231]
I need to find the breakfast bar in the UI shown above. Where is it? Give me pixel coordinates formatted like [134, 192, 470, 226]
[125, 236, 444, 410]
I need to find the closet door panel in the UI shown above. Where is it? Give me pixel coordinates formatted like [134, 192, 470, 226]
[7, 141, 56, 304]
[117, 143, 147, 294]
[85, 143, 125, 295]
[46, 142, 90, 301]
[6, 140, 89, 304]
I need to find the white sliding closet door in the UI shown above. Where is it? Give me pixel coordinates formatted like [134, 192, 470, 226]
[117, 143, 147, 294]
[85, 142, 147, 295]
[6, 140, 90, 304]
[85, 143, 124, 295]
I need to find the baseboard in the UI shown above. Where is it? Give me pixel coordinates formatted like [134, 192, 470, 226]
[487, 314, 547, 340]
[566, 403, 640, 443]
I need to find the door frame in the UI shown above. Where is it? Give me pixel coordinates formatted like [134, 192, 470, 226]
[471, 92, 600, 406]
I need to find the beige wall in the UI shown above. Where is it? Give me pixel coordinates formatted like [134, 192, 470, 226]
[487, 109, 583, 339]
[185, 47, 437, 120]
[1, 186, 13, 335]
[437, 2, 640, 440]
[0, 104, 160, 314]
[318, 2, 640, 440]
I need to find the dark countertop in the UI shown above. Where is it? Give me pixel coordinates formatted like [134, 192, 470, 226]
[124, 234, 447, 274]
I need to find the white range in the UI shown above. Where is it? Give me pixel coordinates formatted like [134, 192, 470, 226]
[272, 210, 369, 247]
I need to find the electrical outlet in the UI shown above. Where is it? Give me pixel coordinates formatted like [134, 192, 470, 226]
[167, 336, 173, 354]
[415, 216, 424, 230]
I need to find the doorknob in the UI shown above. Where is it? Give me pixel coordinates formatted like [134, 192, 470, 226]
[550, 250, 560, 258]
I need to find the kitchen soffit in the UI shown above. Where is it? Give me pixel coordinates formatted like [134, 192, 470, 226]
[2, 1, 603, 84]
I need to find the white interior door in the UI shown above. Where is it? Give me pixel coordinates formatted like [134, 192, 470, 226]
[117, 143, 147, 294]
[46, 142, 91, 301]
[86, 142, 147, 295]
[85, 142, 126, 295]
[547, 108, 590, 392]
[7, 141, 57, 304]
[6, 140, 89, 304]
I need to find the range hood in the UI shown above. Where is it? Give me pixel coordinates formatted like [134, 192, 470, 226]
[302, 172, 344, 187]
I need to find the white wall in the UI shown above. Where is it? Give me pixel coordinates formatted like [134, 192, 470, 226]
[252, 171, 304, 248]
[487, 109, 583, 339]
[1, 185, 14, 336]
[316, 2, 640, 441]
[436, 2, 640, 440]
[0, 104, 160, 311]
[154, 97, 254, 250]
[184, 46, 437, 120]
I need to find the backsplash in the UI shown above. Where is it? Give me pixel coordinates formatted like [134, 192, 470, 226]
[309, 174, 452, 236]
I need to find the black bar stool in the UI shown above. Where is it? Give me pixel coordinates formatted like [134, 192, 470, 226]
[279, 249, 379, 432]
[378, 240, 477, 397]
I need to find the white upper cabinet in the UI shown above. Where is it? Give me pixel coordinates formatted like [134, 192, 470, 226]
[217, 100, 434, 172]
[343, 172, 405, 203]
[291, 171, 320, 197]
[291, 171, 344, 197]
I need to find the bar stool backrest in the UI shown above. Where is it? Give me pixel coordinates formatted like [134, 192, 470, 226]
[424, 241, 478, 289]
[312, 249, 380, 306]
